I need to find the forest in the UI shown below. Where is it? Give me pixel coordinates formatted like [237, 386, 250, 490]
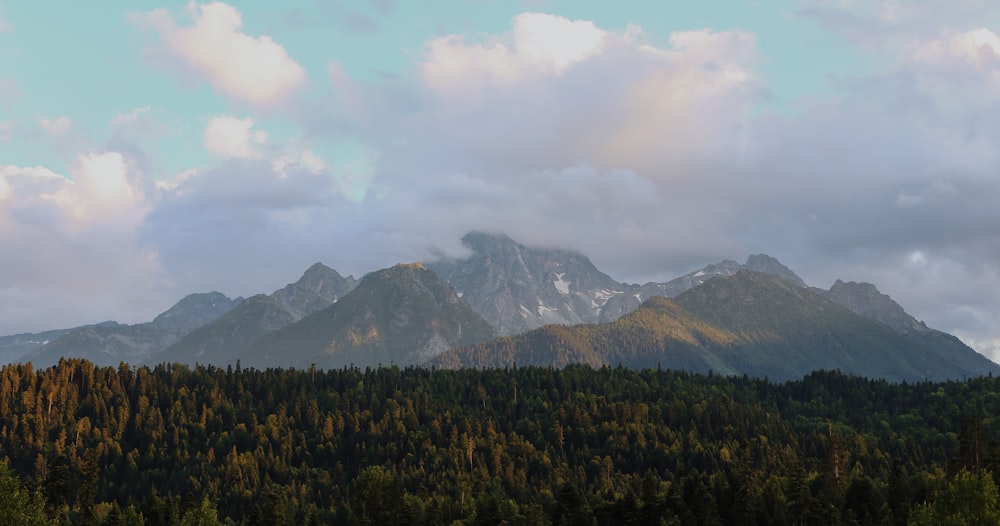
[2, 358, 1000, 525]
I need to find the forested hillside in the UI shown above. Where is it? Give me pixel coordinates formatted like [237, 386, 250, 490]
[2, 360, 1000, 525]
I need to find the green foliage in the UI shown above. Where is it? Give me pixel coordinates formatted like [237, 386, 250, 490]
[909, 469, 1000, 526]
[0, 461, 53, 526]
[1, 360, 1000, 524]
[179, 496, 222, 526]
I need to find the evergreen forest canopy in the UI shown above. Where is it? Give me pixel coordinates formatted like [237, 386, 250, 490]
[2, 359, 1000, 525]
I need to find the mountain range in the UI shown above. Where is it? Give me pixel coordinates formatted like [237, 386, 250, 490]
[23, 292, 243, 367]
[431, 271, 997, 381]
[152, 262, 357, 366]
[5, 232, 997, 381]
[233, 263, 494, 369]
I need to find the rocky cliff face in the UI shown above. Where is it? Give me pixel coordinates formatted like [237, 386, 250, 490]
[270, 263, 357, 321]
[428, 232, 624, 335]
[821, 280, 931, 334]
[429, 233, 816, 335]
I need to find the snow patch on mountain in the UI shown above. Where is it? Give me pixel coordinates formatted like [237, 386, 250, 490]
[553, 273, 570, 294]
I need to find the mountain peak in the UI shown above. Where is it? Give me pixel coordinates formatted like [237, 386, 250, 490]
[151, 292, 242, 331]
[272, 262, 357, 321]
[431, 231, 622, 335]
[392, 261, 426, 271]
[825, 279, 928, 334]
[245, 262, 494, 369]
[301, 262, 335, 279]
[743, 254, 807, 288]
[461, 231, 518, 251]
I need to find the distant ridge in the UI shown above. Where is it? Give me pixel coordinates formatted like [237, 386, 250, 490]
[25, 292, 242, 367]
[151, 263, 356, 366]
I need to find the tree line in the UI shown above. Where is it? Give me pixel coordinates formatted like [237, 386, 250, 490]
[1, 359, 1000, 524]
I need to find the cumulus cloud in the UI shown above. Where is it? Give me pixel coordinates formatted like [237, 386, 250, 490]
[910, 27, 1000, 70]
[421, 12, 610, 94]
[408, 13, 760, 180]
[0, 154, 167, 333]
[136, 2, 306, 108]
[204, 115, 267, 159]
[1, 153, 148, 239]
[201, 115, 327, 183]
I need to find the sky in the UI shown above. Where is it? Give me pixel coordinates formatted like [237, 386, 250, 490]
[2, 1, 1000, 360]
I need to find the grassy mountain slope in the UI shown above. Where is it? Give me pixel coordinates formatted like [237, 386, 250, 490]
[241, 263, 495, 369]
[432, 296, 740, 373]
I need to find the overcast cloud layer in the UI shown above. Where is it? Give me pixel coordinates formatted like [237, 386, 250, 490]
[1, 2, 999, 360]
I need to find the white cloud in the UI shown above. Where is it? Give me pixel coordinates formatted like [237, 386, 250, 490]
[0, 16, 12, 33]
[204, 115, 266, 159]
[39, 116, 71, 137]
[512, 13, 606, 71]
[421, 12, 610, 94]
[412, 15, 760, 177]
[0, 155, 167, 333]
[903, 29, 1000, 115]
[0, 153, 146, 233]
[1, 153, 147, 234]
[911, 27, 1000, 68]
[202, 115, 327, 180]
[137, 2, 306, 108]
[70, 152, 146, 224]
